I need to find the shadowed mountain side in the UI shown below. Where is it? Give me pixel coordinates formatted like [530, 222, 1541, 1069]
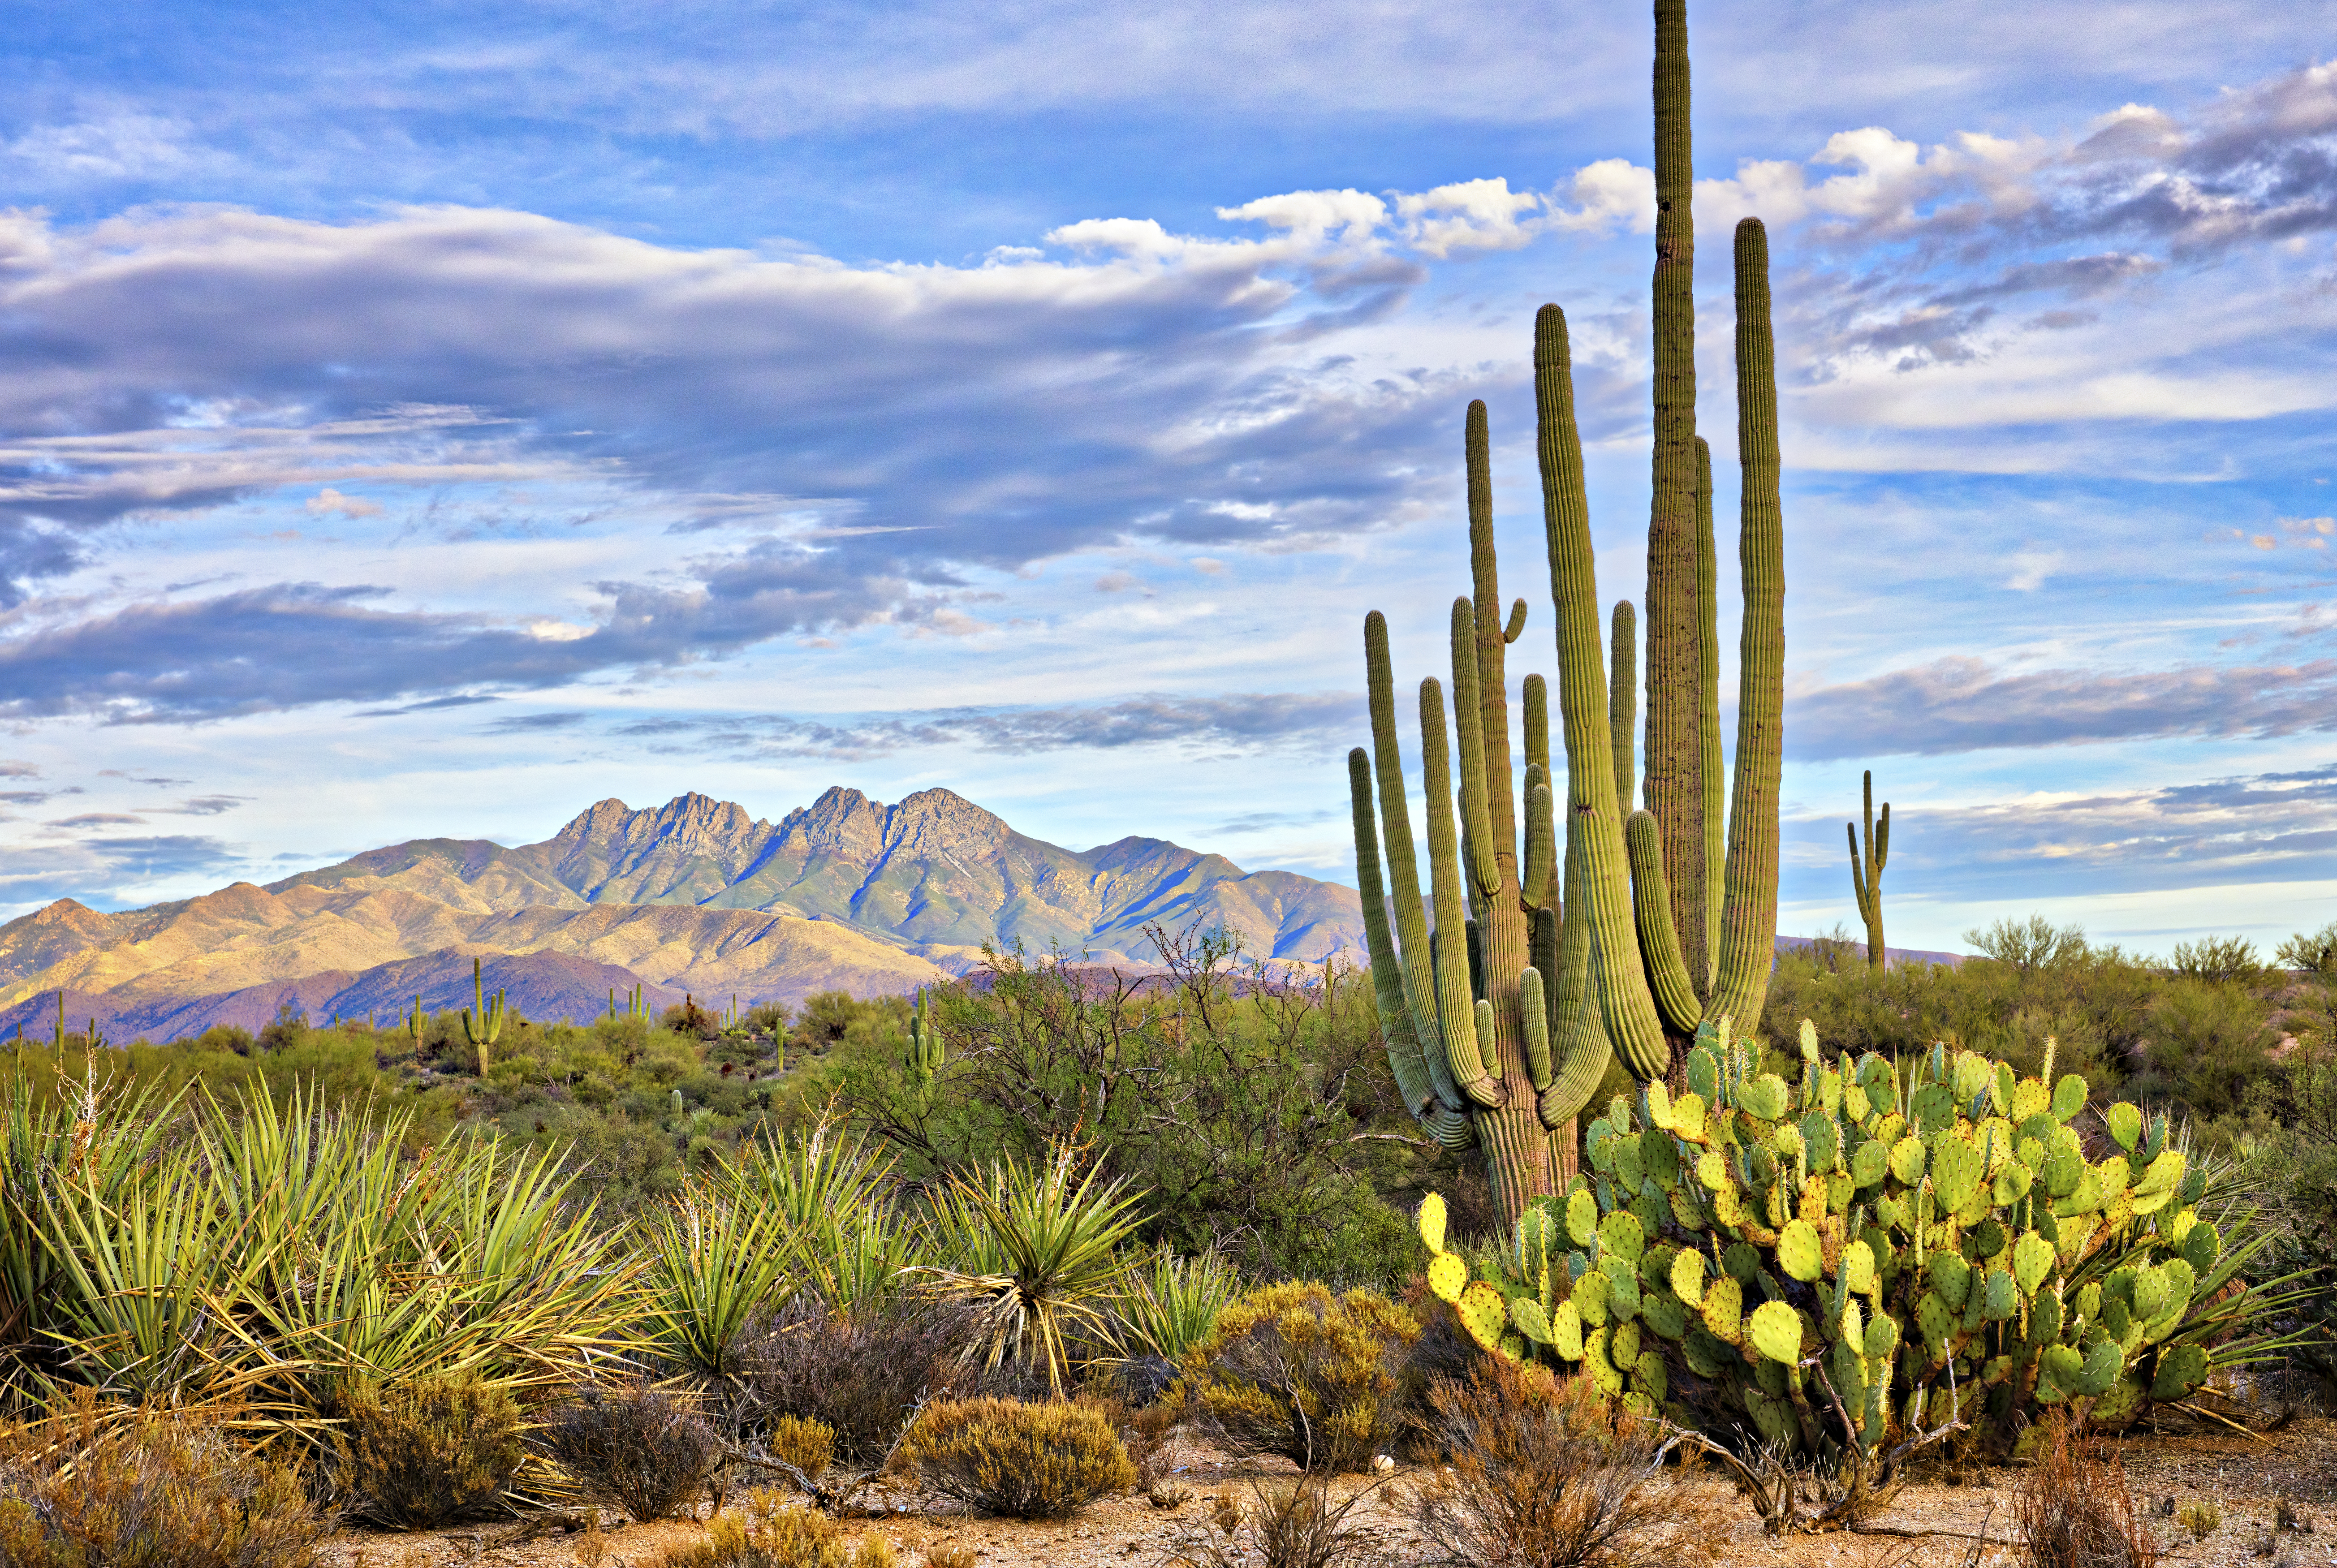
[264, 787, 1366, 966]
[0, 952, 690, 1044]
[0, 885, 947, 1014]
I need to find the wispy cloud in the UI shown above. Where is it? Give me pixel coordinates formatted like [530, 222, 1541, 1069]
[1786, 762, 2337, 902]
[614, 692, 1364, 762]
[1790, 656, 2337, 758]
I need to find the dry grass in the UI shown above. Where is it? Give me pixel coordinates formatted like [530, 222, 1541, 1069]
[1172, 1476, 1398, 1568]
[329, 1372, 527, 1528]
[1411, 1362, 1692, 1568]
[2014, 1413, 2158, 1568]
[653, 1489, 896, 1568]
[0, 1398, 329, 1568]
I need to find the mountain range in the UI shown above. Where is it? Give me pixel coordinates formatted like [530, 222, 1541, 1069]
[0, 788, 1366, 1042]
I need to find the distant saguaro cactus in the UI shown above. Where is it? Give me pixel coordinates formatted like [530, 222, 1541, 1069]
[461, 956, 506, 1076]
[1848, 770, 1890, 974]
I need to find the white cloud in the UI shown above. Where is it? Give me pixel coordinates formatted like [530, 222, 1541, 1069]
[1393, 177, 1543, 257]
[304, 487, 385, 519]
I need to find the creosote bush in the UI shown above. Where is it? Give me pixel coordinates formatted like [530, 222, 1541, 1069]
[2014, 1413, 2156, 1568]
[543, 1383, 721, 1523]
[1180, 1282, 1419, 1473]
[330, 1373, 527, 1528]
[1411, 1363, 1690, 1568]
[0, 1402, 329, 1568]
[897, 1397, 1135, 1520]
[656, 1489, 895, 1568]
[732, 1300, 968, 1465]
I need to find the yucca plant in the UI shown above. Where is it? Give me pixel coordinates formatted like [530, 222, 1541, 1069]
[1116, 1246, 1239, 1366]
[911, 1145, 1150, 1395]
[640, 1191, 796, 1382]
[0, 1069, 176, 1400]
[26, 1082, 638, 1453]
[729, 1117, 916, 1312]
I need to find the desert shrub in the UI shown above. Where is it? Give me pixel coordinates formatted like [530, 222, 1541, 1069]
[1174, 1477, 1395, 1568]
[1411, 1363, 1682, 1568]
[2014, 1413, 2156, 1568]
[656, 1488, 894, 1568]
[330, 1373, 526, 1527]
[730, 1298, 968, 1464]
[542, 1382, 721, 1522]
[897, 1397, 1135, 1519]
[2137, 979, 2279, 1117]
[0, 1404, 328, 1568]
[839, 932, 1423, 1293]
[767, 1414, 834, 1482]
[1180, 1282, 1419, 1473]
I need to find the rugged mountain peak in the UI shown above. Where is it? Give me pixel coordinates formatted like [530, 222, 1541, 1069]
[28, 899, 98, 924]
[780, 787, 890, 861]
[637, 793, 765, 847]
[884, 788, 1011, 857]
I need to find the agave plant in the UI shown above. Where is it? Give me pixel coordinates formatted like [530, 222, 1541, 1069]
[910, 1145, 1150, 1395]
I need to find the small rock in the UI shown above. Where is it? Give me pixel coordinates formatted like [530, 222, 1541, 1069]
[1372, 1454, 1396, 1474]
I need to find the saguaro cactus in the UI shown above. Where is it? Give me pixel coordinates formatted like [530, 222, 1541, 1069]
[461, 955, 506, 1076]
[1350, 0, 1785, 1227]
[1643, 0, 1709, 999]
[405, 993, 424, 1059]
[1848, 771, 1891, 974]
[905, 986, 942, 1085]
[1351, 404, 1617, 1217]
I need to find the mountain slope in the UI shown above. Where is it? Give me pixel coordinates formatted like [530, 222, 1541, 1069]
[267, 786, 1364, 968]
[0, 786, 1365, 1040]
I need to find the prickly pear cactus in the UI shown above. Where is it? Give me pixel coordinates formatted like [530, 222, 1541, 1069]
[1421, 1019, 2248, 1454]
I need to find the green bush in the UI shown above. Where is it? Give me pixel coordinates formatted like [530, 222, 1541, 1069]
[1179, 1281, 1420, 1473]
[897, 1397, 1135, 1519]
[0, 1404, 328, 1568]
[2134, 980, 2278, 1117]
[330, 1374, 527, 1527]
[836, 935, 1423, 1292]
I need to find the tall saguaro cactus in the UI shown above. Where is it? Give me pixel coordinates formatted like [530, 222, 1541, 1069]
[1349, 0, 1785, 1227]
[1643, 0, 1709, 1000]
[1350, 403, 1617, 1217]
[461, 955, 506, 1077]
[1848, 770, 1890, 974]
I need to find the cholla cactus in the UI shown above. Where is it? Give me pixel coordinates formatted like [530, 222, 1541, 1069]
[1420, 1023, 2257, 1456]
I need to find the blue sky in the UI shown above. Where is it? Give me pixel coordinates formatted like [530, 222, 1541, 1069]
[2, 0, 2336, 957]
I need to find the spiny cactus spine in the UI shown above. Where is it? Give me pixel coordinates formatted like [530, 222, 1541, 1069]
[1849, 771, 1891, 975]
[461, 955, 505, 1077]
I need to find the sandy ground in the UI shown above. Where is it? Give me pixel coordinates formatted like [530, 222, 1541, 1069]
[323, 1417, 2337, 1568]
